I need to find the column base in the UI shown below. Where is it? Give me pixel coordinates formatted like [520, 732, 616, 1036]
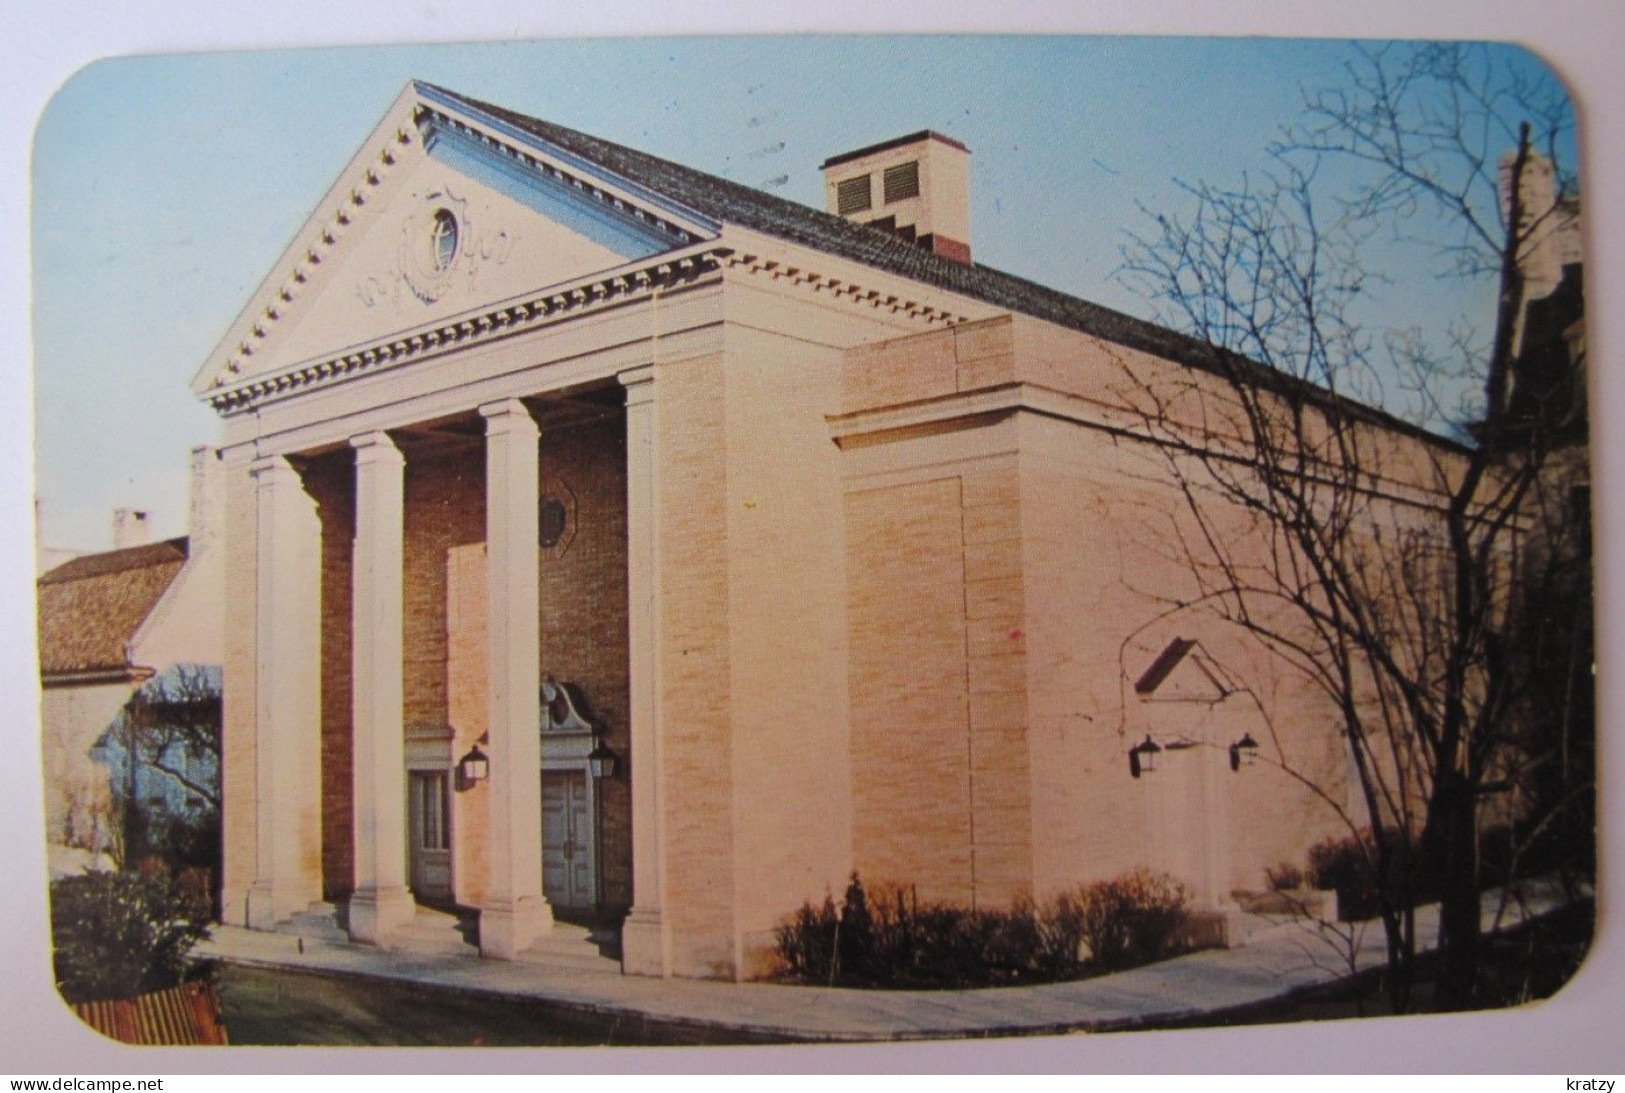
[620, 908, 668, 977]
[246, 880, 319, 930]
[347, 885, 416, 944]
[245, 883, 281, 931]
[478, 895, 552, 960]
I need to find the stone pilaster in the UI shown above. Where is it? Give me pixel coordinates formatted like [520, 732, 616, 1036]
[245, 454, 324, 928]
[477, 399, 550, 958]
[347, 431, 416, 943]
[618, 365, 669, 976]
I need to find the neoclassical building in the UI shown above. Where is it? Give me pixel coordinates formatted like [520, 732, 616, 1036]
[200, 81, 1454, 980]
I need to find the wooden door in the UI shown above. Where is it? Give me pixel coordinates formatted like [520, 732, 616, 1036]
[541, 770, 595, 909]
[408, 770, 453, 904]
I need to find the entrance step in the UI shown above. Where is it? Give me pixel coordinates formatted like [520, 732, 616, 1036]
[274, 903, 348, 945]
[516, 921, 620, 974]
[386, 906, 480, 957]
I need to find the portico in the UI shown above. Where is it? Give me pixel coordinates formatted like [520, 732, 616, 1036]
[222, 365, 659, 958]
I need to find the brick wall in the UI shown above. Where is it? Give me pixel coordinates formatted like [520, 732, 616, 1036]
[304, 452, 355, 901]
[538, 414, 630, 911]
[437, 414, 632, 913]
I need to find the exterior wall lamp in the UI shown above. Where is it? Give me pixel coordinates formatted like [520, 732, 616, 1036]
[1129, 734, 1162, 779]
[587, 739, 619, 780]
[457, 745, 489, 790]
[1229, 733, 1260, 772]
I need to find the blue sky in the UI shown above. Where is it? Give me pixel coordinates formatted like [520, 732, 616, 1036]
[30, 36, 1570, 551]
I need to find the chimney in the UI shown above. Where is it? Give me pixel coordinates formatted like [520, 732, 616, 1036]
[1500, 149, 1563, 298]
[821, 131, 972, 264]
[113, 508, 151, 550]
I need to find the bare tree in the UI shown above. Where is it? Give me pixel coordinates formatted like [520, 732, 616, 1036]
[1117, 42, 1586, 1010]
[119, 665, 223, 814]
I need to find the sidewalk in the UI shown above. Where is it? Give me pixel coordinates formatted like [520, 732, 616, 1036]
[198, 879, 1582, 1043]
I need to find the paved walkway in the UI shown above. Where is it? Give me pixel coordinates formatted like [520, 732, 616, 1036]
[198, 879, 1582, 1043]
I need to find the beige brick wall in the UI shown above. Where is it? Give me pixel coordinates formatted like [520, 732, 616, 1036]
[845, 466, 1034, 908]
[721, 326, 857, 974]
[1018, 402, 1350, 903]
[840, 312, 1370, 914]
[219, 454, 259, 926]
[650, 354, 739, 978]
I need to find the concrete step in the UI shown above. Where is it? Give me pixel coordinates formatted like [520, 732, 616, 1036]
[385, 907, 480, 956]
[275, 903, 348, 945]
[516, 922, 620, 974]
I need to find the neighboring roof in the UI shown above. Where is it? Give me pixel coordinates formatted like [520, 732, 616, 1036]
[432, 86, 1468, 454]
[37, 538, 188, 677]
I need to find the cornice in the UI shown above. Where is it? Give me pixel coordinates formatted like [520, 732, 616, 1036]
[205, 245, 727, 415]
[205, 230, 992, 417]
[719, 246, 973, 327]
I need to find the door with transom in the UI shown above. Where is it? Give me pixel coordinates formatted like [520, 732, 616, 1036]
[408, 769, 453, 904]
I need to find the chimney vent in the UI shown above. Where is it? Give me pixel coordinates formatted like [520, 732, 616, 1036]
[113, 508, 151, 550]
[822, 131, 972, 264]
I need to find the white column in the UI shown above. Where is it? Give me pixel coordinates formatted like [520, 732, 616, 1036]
[245, 454, 324, 928]
[478, 398, 550, 958]
[347, 431, 416, 943]
[618, 365, 669, 976]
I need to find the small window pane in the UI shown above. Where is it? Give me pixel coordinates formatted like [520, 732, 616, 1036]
[431, 209, 459, 271]
[837, 175, 872, 215]
[417, 772, 449, 850]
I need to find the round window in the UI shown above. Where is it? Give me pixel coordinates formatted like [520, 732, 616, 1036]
[539, 497, 568, 547]
[430, 208, 459, 271]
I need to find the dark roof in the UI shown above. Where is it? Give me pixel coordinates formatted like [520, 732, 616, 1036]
[37, 538, 188, 676]
[433, 86, 1213, 366]
[430, 85, 1467, 454]
[820, 129, 970, 169]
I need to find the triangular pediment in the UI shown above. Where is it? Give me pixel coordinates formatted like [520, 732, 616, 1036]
[1134, 638, 1237, 703]
[193, 82, 718, 397]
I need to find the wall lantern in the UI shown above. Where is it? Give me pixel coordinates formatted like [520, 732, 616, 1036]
[1129, 735, 1162, 779]
[588, 739, 619, 780]
[458, 745, 489, 788]
[1229, 733, 1260, 772]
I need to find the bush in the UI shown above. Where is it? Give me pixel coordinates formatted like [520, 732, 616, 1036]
[1307, 828, 1430, 920]
[1266, 861, 1305, 891]
[772, 869, 1192, 988]
[1072, 868, 1192, 970]
[50, 869, 211, 1004]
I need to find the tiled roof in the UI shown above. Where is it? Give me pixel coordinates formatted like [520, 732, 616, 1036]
[429, 85, 1465, 452]
[37, 538, 188, 677]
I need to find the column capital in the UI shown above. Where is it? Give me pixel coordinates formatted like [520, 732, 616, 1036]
[478, 398, 538, 432]
[249, 452, 299, 483]
[618, 365, 656, 406]
[350, 430, 404, 464]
